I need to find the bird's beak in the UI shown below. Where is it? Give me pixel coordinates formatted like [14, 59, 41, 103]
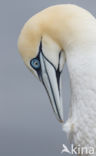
[39, 53, 64, 123]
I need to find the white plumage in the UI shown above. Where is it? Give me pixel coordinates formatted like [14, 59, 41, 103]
[18, 4, 96, 155]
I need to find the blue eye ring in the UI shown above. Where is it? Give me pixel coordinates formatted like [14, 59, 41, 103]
[30, 58, 40, 69]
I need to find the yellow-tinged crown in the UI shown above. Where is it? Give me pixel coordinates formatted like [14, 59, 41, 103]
[18, 4, 96, 65]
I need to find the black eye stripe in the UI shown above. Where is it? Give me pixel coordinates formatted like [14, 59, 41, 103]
[30, 40, 62, 83]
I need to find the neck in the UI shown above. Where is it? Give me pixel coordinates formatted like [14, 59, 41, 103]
[66, 44, 96, 116]
[64, 43, 96, 151]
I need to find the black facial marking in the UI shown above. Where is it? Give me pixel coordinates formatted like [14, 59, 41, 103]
[56, 52, 62, 93]
[39, 40, 43, 52]
[41, 49, 62, 94]
[30, 39, 44, 80]
[41, 54, 62, 120]
[30, 43, 41, 79]
[30, 39, 62, 91]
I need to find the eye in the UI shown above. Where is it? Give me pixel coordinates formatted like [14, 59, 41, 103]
[30, 58, 40, 69]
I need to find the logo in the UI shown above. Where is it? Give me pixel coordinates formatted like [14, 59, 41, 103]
[61, 144, 94, 155]
[61, 144, 71, 154]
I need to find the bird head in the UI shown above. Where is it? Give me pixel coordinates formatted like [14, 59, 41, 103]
[18, 4, 95, 123]
[18, 7, 67, 122]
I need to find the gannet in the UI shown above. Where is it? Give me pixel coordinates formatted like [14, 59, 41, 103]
[18, 4, 96, 156]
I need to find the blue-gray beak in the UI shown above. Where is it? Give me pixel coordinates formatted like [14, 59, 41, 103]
[40, 53, 64, 123]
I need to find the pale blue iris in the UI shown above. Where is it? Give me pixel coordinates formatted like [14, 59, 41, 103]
[30, 59, 40, 69]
